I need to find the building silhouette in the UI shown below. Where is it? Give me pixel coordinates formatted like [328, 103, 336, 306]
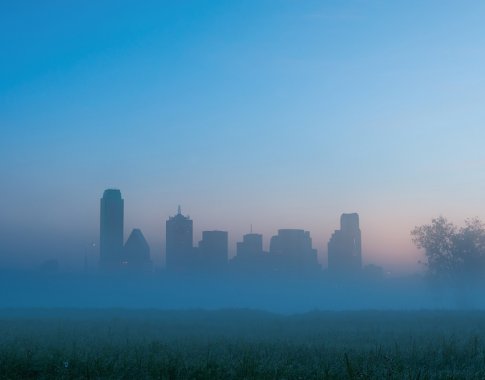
[328, 213, 362, 275]
[198, 230, 228, 271]
[165, 206, 195, 272]
[232, 232, 270, 273]
[97, 191, 368, 279]
[237, 233, 263, 256]
[269, 229, 319, 274]
[123, 228, 151, 271]
[99, 189, 124, 269]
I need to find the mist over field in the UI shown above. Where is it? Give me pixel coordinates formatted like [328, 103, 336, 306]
[0, 267, 483, 313]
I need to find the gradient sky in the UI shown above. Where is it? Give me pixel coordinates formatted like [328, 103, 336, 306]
[2, 1, 485, 273]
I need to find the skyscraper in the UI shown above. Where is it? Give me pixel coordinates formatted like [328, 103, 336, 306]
[232, 232, 269, 274]
[99, 189, 124, 269]
[198, 230, 228, 271]
[328, 213, 362, 275]
[236, 233, 263, 257]
[165, 206, 194, 272]
[123, 228, 151, 271]
[269, 229, 319, 273]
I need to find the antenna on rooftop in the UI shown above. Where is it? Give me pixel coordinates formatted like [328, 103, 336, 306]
[250, 224, 253, 233]
[178, 205, 181, 215]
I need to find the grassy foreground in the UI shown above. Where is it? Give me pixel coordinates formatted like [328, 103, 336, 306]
[1, 309, 485, 379]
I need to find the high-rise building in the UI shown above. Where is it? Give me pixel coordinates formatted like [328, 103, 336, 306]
[165, 206, 194, 272]
[199, 230, 228, 271]
[269, 229, 319, 273]
[236, 233, 263, 257]
[328, 213, 362, 274]
[232, 232, 269, 274]
[99, 189, 124, 268]
[123, 228, 151, 271]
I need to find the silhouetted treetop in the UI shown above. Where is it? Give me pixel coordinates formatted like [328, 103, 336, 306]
[411, 216, 485, 280]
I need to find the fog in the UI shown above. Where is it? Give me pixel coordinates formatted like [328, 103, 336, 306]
[1, 192, 483, 312]
[1, 266, 482, 313]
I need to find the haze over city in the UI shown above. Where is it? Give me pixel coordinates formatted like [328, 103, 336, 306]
[2, 1, 485, 275]
[5, 3, 485, 378]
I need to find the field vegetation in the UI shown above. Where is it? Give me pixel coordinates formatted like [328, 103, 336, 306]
[1, 309, 485, 379]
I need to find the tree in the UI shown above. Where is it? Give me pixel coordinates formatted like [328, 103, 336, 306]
[411, 216, 485, 282]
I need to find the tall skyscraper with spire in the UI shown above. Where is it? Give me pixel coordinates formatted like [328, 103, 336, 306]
[165, 206, 194, 272]
[99, 189, 124, 269]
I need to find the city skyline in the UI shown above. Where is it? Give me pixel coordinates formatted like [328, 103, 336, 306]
[102, 188, 369, 276]
[3, 4, 485, 377]
[2, 2, 485, 274]
[0, 181, 479, 275]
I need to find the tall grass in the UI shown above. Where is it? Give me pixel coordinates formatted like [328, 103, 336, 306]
[1, 310, 485, 379]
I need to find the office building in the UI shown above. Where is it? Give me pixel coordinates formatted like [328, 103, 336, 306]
[123, 228, 151, 271]
[328, 213, 362, 274]
[199, 230, 228, 271]
[232, 232, 270, 273]
[99, 189, 124, 268]
[269, 229, 319, 273]
[165, 206, 194, 272]
[236, 233, 263, 257]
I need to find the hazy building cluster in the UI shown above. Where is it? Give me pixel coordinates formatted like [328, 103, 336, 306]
[99, 189, 151, 272]
[99, 189, 380, 278]
[166, 209, 320, 276]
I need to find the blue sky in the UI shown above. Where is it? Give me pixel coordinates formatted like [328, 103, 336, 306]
[1, 1, 485, 272]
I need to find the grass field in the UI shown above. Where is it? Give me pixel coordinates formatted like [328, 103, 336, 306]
[1, 309, 485, 379]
